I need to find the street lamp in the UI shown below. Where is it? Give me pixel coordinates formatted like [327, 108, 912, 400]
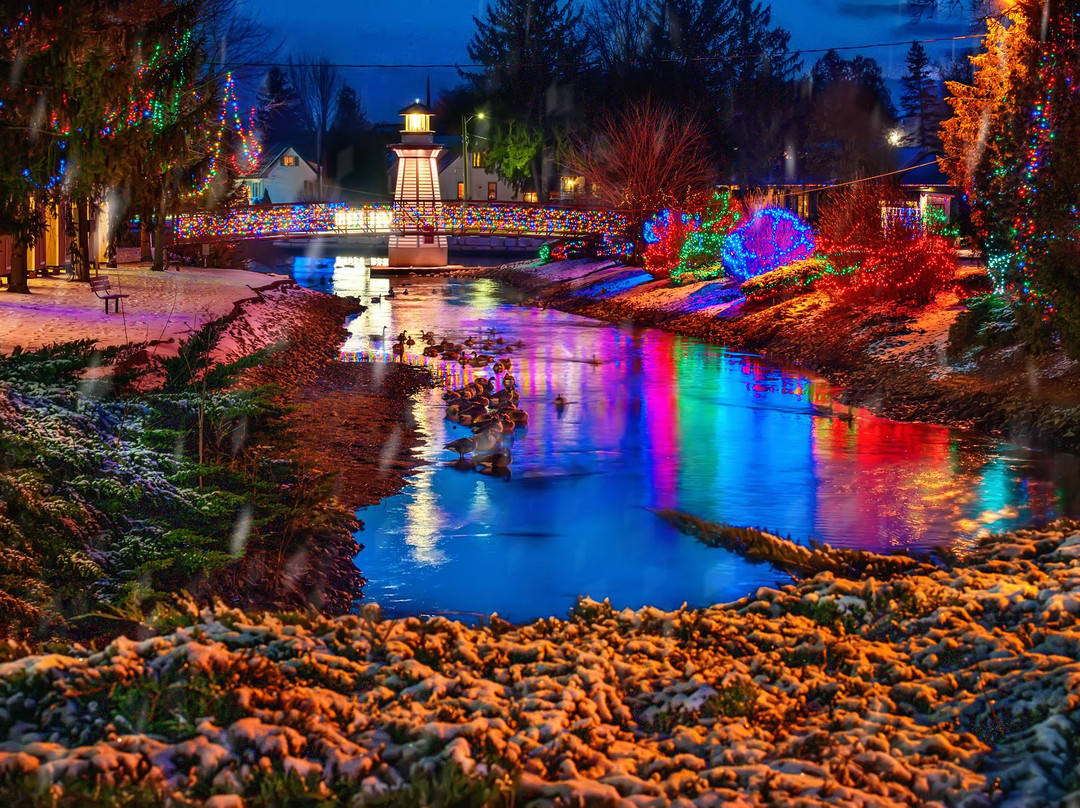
[462, 112, 485, 201]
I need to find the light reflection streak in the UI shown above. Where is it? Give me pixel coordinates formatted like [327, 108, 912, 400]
[274, 266, 1080, 619]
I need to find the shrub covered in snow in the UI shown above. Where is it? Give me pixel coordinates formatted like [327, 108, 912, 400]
[0, 329, 361, 640]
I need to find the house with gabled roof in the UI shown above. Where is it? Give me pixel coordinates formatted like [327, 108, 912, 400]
[239, 143, 321, 205]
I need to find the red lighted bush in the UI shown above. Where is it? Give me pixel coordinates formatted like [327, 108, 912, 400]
[819, 233, 958, 305]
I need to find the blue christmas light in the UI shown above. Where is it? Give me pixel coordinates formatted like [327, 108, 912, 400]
[721, 208, 815, 281]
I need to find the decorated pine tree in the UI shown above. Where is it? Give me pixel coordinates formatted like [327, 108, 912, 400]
[940, 0, 1080, 354]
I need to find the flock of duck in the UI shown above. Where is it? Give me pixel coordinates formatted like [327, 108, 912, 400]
[438, 331, 531, 475]
[382, 328, 526, 370]
[371, 326, 573, 476]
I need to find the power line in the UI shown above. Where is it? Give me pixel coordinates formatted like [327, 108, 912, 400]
[784, 161, 942, 197]
[218, 33, 984, 70]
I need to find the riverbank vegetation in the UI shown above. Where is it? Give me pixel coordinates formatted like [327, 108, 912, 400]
[0, 328, 359, 641]
[2, 520, 1079, 806]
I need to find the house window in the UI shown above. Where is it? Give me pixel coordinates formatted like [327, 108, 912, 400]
[472, 151, 485, 168]
[487, 182, 497, 200]
[457, 181, 465, 200]
[523, 191, 538, 203]
[249, 181, 262, 203]
[282, 155, 299, 167]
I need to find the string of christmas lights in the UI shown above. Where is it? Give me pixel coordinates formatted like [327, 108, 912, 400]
[722, 207, 816, 282]
[176, 202, 632, 243]
[182, 73, 260, 201]
[669, 190, 741, 285]
[175, 203, 347, 241]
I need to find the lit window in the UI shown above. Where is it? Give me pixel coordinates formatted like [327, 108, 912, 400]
[282, 155, 299, 167]
[523, 191, 538, 203]
[404, 113, 430, 132]
[457, 182, 464, 200]
[487, 182, 497, 200]
[472, 151, 485, 168]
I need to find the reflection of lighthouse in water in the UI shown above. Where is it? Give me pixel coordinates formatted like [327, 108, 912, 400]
[388, 101, 448, 267]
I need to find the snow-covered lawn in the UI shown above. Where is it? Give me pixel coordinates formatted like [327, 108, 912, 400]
[0, 263, 287, 356]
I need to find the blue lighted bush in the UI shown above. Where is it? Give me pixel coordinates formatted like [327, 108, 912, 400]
[721, 208, 815, 282]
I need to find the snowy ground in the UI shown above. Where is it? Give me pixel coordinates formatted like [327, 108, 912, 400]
[2, 522, 1080, 806]
[0, 261, 287, 357]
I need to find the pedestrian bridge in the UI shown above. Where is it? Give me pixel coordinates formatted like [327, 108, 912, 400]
[174, 201, 632, 248]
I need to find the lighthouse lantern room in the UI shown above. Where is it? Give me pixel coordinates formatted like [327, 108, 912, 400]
[388, 101, 447, 267]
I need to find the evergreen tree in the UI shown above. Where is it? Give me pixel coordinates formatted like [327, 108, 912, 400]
[802, 50, 897, 180]
[722, 0, 801, 182]
[0, 5, 55, 294]
[332, 86, 367, 135]
[257, 66, 303, 145]
[900, 41, 942, 151]
[465, 0, 587, 193]
[939, 0, 1080, 355]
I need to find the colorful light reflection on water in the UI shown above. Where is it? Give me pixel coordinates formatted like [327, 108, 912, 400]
[290, 262, 1080, 621]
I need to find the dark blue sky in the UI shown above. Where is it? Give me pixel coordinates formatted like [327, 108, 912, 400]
[237, 0, 974, 122]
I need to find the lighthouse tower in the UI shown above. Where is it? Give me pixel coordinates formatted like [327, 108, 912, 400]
[388, 101, 447, 267]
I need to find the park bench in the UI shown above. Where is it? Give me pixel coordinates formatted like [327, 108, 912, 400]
[89, 275, 129, 313]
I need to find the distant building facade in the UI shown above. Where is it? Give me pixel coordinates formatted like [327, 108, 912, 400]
[239, 145, 321, 205]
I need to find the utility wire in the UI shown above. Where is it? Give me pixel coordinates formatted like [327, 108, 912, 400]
[217, 34, 984, 70]
[783, 161, 942, 196]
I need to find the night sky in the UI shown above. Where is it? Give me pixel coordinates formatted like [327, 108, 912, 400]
[237, 0, 974, 122]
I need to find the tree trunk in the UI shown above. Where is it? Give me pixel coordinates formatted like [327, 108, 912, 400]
[75, 199, 91, 282]
[106, 228, 117, 268]
[7, 241, 30, 294]
[152, 194, 167, 271]
[140, 219, 152, 261]
[316, 128, 324, 199]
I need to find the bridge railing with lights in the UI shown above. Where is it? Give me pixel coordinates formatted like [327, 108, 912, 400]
[174, 201, 632, 244]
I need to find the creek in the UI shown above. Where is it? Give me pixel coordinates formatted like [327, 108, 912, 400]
[276, 254, 1080, 621]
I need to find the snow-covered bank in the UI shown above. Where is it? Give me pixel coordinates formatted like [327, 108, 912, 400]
[0, 263, 287, 357]
[481, 260, 1080, 453]
[2, 521, 1080, 806]
[0, 271, 433, 633]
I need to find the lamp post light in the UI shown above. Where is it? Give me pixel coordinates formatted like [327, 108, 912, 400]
[462, 112, 485, 201]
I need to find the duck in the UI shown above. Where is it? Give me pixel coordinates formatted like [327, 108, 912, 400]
[406, 336, 415, 346]
[392, 343, 405, 356]
[491, 362, 505, 374]
[370, 296, 381, 304]
[475, 450, 512, 469]
[554, 394, 567, 410]
[502, 374, 517, 390]
[473, 429, 503, 453]
[444, 437, 477, 458]
[421, 331, 435, 341]
[386, 287, 396, 299]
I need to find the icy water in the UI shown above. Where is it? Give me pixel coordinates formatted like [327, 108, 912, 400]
[275, 255, 1080, 622]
